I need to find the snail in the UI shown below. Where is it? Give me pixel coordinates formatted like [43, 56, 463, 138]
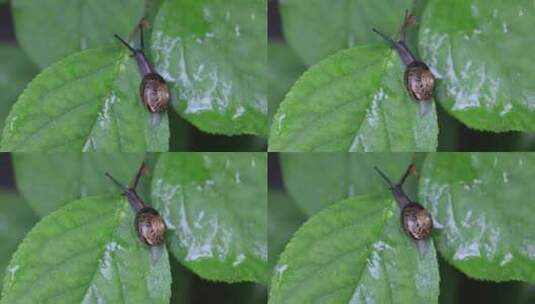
[372, 11, 435, 116]
[105, 163, 166, 248]
[114, 25, 170, 114]
[374, 164, 433, 242]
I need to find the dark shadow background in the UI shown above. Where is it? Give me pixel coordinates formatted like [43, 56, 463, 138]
[0, 3, 266, 152]
[268, 0, 535, 152]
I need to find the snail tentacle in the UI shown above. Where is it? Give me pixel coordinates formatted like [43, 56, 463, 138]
[375, 164, 433, 241]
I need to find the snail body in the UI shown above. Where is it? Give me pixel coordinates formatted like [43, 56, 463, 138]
[114, 30, 170, 113]
[136, 207, 166, 246]
[401, 202, 433, 240]
[105, 163, 166, 247]
[140, 73, 170, 113]
[374, 165, 433, 241]
[372, 11, 435, 115]
[405, 61, 435, 102]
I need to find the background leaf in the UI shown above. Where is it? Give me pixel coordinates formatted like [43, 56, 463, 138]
[0, 196, 171, 304]
[13, 153, 145, 217]
[419, 0, 535, 132]
[0, 44, 37, 136]
[268, 45, 438, 152]
[11, 0, 144, 68]
[268, 190, 305, 269]
[151, 0, 267, 136]
[269, 195, 439, 304]
[151, 153, 268, 283]
[1, 47, 169, 151]
[279, 0, 413, 66]
[0, 192, 37, 292]
[419, 153, 535, 282]
[280, 153, 416, 216]
[267, 42, 305, 129]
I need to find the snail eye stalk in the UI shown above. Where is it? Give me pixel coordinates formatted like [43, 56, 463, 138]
[114, 34, 137, 54]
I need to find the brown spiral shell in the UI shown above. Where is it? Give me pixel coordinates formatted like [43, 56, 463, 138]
[140, 73, 170, 113]
[135, 207, 166, 246]
[401, 202, 433, 240]
[405, 61, 435, 101]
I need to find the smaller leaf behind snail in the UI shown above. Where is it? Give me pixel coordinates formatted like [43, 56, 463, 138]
[372, 11, 435, 116]
[374, 164, 433, 241]
[114, 25, 170, 113]
[105, 163, 166, 247]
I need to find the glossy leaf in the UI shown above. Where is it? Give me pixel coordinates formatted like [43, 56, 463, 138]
[0, 196, 171, 304]
[268, 191, 306, 268]
[419, 153, 535, 282]
[268, 45, 438, 152]
[1, 47, 169, 151]
[269, 195, 439, 304]
[11, 0, 144, 68]
[151, 0, 267, 136]
[280, 153, 415, 216]
[0, 192, 37, 291]
[419, 0, 535, 132]
[279, 0, 413, 66]
[151, 153, 268, 282]
[13, 153, 145, 217]
[268, 42, 305, 129]
[0, 44, 38, 136]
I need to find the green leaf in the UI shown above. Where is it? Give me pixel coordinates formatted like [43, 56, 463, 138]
[151, 153, 268, 283]
[268, 46, 438, 152]
[419, 153, 535, 282]
[269, 195, 439, 304]
[268, 42, 305, 129]
[1, 47, 169, 151]
[279, 0, 413, 66]
[11, 0, 144, 68]
[280, 153, 415, 216]
[0, 196, 171, 304]
[0, 44, 38, 135]
[268, 191, 306, 268]
[13, 153, 145, 217]
[419, 0, 535, 132]
[151, 0, 267, 136]
[0, 192, 37, 292]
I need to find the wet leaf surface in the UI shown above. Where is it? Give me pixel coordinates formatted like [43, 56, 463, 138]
[268, 45, 438, 152]
[151, 153, 268, 283]
[151, 0, 267, 136]
[0, 196, 171, 304]
[0, 48, 169, 151]
[269, 195, 439, 304]
[419, 0, 535, 132]
[11, 0, 144, 68]
[279, 0, 413, 66]
[0, 44, 38, 137]
[280, 153, 415, 216]
[419, 153, 535, 282]
[0, 192, 37, 292]
[13, 153, 145, 217]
